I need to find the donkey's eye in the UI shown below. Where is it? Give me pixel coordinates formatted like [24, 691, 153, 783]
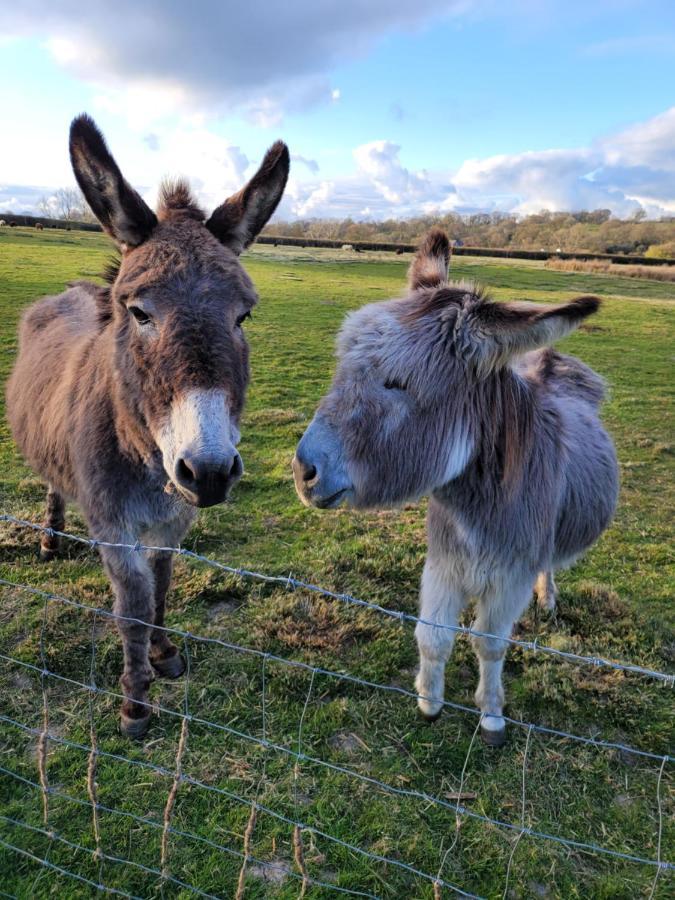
[236, 311, 252, 327]
[128, 306, 151, 325]
[384, 377, 407, 391]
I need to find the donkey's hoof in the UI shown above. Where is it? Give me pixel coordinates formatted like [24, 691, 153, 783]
[150, 648, 186, 679]
[417, 696, 443, 722]
[480, 716, 506, 747]
[120, 710, 151, 739]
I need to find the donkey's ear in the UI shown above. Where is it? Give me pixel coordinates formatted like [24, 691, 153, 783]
[69, 114, 157, 249]
[408, 228, 451, 290]
[471, 296, 601, 367]
[206, 140, 290, 254]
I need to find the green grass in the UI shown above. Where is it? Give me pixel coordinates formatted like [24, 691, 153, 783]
[0, 227, 673, 899]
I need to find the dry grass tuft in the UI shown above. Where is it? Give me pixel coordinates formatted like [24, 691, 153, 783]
[546, 257, 675, 282]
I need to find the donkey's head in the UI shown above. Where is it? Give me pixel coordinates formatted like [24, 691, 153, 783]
[293, 228, 600, 509]
[70, 114, 289, 507]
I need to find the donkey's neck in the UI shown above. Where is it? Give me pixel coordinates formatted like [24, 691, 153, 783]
[107, 343, 160, 468]
[439, 364, 539, 502]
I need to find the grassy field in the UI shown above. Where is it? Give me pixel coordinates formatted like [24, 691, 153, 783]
[0, 226, 672, 899]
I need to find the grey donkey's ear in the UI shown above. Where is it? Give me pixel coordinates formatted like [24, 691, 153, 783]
[408, 228, 451, 290]
[471, 296, 601, 368]
[206, 141, 290, 254]
[69, 114, 157, 249]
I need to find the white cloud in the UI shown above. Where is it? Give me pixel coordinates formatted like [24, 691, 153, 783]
[4, 106, 674, 222]
[0, 1, 464, 124]
[292, 154, 320, 174]
[353, 141, 431, 205]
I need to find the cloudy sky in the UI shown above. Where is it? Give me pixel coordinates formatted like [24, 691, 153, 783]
[1, 0, 674, 220]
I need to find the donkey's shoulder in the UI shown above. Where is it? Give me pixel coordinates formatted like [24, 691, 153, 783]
[518, 347, 607, 409]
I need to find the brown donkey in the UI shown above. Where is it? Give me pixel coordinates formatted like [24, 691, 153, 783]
[293, 229, 618, 746]
[7, 115, 289, 737]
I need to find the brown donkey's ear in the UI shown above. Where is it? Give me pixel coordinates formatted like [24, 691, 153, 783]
[470, 296, 601, 368]
[206, 141, 290, 254]
[408, 228, 451, 290]
[69, 114, 157, 249]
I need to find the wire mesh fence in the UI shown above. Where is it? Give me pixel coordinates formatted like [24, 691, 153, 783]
[0, 513, 672, 898]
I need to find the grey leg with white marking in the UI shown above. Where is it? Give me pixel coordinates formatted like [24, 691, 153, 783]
[415, 557, 468, 721]
[471, 581, 532, 746]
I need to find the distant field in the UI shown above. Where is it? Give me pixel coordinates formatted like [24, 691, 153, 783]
[0, 227, 673, 898]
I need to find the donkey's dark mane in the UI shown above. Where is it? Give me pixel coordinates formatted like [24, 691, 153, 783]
[157, 178, 205, 221]
[102, 255, 121, 284]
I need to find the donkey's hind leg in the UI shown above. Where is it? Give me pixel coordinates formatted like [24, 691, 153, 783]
[148, 552, 185, 679]
[39, 485, 65, 562]
[534, 570, 558, 613]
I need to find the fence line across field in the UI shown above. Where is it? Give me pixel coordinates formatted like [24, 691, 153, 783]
[1, 513, 673, 898]
[1, 514, 673, 686]
[0, 575, 670, 765]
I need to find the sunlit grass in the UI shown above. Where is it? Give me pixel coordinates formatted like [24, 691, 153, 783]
[0, 227, 672, 898]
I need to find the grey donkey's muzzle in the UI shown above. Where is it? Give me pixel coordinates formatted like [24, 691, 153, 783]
[292, 417, 353, 509]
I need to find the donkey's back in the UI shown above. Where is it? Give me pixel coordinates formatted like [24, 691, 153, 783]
[7, 283, 104, 498]
[520, 346, 607, 409]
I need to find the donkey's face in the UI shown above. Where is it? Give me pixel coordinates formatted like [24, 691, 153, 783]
[70, 115, 289, 507]
[293, 228, 599, 510]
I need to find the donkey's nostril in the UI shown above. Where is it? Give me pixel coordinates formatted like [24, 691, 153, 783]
[176, 456, 197, 486]
[303, 463, 317, 482]
[293, 456, 317, 483]
[229, 453, 243, 479]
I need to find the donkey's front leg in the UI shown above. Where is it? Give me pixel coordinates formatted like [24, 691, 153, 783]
[415, 557, 467, 721]
[100, 545, 155, 738]
[148, 552, 185, 679]
[471, 581, 532, 747]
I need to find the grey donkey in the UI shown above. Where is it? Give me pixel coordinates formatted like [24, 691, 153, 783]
[6, 115, 289, 737]
[292, 228, 618, 746]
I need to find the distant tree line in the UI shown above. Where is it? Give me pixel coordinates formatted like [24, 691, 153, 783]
[264, 209, 675, 258]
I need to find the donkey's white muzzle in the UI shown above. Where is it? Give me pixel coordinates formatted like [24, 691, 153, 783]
[156, 389, 243, 507]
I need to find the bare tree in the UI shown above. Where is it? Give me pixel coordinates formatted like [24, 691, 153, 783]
[54, 187, 86, 221]
[37, 196, 55, 218]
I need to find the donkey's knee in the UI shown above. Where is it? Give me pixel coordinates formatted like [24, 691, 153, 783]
[39, 486, 65, 562]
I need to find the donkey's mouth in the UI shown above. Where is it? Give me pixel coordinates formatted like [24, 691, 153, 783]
[313, 488, 351, 509]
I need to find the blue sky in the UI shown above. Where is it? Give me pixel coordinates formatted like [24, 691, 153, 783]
[1, 0, 674, 219]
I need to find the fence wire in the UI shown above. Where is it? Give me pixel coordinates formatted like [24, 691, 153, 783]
[0, 513, 673, 899]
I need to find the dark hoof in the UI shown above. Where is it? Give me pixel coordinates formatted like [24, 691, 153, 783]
[151, 649, 186, 679]
[420, 708, 443, 723]
[120, 710, 151, 739]
[38, 547, 58, 563]
[480, 723, 507, 747]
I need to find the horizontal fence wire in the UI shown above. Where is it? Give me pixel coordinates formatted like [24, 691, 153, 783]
[1, 512, 673, 897]
[0, 767, 380, 900]
[0, 575, 670, 764]
[1, 514, 673, 686]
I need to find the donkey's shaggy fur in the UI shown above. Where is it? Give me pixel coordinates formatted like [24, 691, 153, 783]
[293, 228, 619, 745]
[7, 115, 289, 737]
